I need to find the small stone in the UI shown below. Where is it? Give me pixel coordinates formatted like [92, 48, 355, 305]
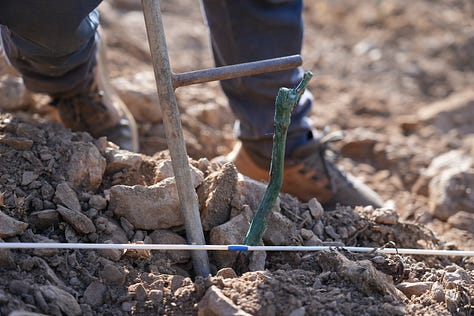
[312, 220, 324, 237]
[40, 182, 55, 200]
[308, 198, 324, 220]
[100, 263, 128, 286]
[16, 123, 45, 144]
[39, 152, 54, 161]
[83, 281, 107, 306]
[109, 179, 185, 230]
[148, 290, 163, 303]
[289, 307, 306, 316]
[444, 265, 457, 272]
[197, 285, 251, 316]
[0, 135, 33, 150]
[300, 228, 315, 240]
[9, 280, 31, 295]
[94, 217, 128, 244]
[89, 195, 107, 211]
[430, 281, 445, 303]
[65, 142, 106, 192]
[28, 209, 59, 230]
[264, 211, 297, 246]
[148, 230, 190, 264]
[29, 181, 42, 190]
[447, 211, 474, 233]
[124, 241, 150, 259]
[97, 240, 123, 261]
[324, 225, 340, 240]
[210, 208, 252, 268]
[109, 168, 204, 230]
[426, 151, 472, 178]
[216, 268, 238, 279]
[303, 236, 323, 246]
[373, 208, 399, 225]
[40, 285, 82, 316]
[64, 225, 79, 243]
[429, 169, 474, 221]
[134, 283, 147, 301]
[21, 171, 39, 186]
[104, 148, 143, 174]
[198, 162, 238, 231]
[444, 269, 471, 283]
[121, 301, 137, 312]
[120, 217, 134, 236]
[86, 208, 98, 218]
[170, 275, 185, 292]
[235, 174, 280, 212]
[57, 205, 96, 235]
[43, 200, 56, 209]
[396, 281, 433, 298]
[0, 211, 28, 238]
[31, 197, 43, 211]
[54, 182, 81, 212]
[80, 304, 93, 316]
[32, 257, 64, 287]
[371, 256, 386, 264]
[0, 245, 15, 269]
[132, 230, 145, 242]
[264, 291, 275, 300]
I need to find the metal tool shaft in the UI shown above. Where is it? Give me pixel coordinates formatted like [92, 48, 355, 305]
[141, 0, 210, 277]
[173, 55, 302, 88]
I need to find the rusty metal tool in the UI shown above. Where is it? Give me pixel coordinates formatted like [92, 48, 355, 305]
[141, 0, 302, 277]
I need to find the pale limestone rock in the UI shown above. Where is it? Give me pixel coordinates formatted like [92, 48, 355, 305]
[197, 285, 252, 316]
[66, 142, 106, 192]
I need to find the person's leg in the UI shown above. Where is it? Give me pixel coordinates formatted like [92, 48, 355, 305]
[0, 0, 138, 151]
[202, 0, 383, 206]
[0, 0, 101, 95]
[201, 0, 313, 161]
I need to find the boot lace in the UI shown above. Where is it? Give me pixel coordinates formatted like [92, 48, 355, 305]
[292, 127, 346, 193]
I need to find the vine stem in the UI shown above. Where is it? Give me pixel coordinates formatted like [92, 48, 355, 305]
[244, 71, 313, 246]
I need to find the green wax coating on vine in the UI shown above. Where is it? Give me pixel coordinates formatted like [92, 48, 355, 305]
[244, 71, 313, 246]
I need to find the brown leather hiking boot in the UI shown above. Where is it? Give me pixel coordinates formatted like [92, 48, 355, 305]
[228, 134, 384, 207]
[51, 50, 139, 152]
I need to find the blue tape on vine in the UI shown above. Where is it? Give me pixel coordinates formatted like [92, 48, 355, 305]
[228, 245, 248, 251]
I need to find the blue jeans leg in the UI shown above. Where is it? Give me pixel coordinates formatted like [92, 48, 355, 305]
[201, 0, 313, 162]
[0, 0, 102, 96]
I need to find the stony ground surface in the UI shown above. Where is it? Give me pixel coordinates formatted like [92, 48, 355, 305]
[0, 0, 473, 315]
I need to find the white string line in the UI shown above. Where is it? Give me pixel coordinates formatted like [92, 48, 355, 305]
[0, 243, 473, 256]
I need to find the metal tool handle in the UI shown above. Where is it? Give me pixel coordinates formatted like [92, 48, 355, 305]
[173, 55, 302, 88]
[142, 0, 211, 277]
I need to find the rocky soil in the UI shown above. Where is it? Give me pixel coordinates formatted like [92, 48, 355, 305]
[0, 0, 473, 315]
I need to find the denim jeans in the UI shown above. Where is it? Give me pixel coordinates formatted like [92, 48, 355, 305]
[0, 0, 313, 159]
[0, 1, 101, 96]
